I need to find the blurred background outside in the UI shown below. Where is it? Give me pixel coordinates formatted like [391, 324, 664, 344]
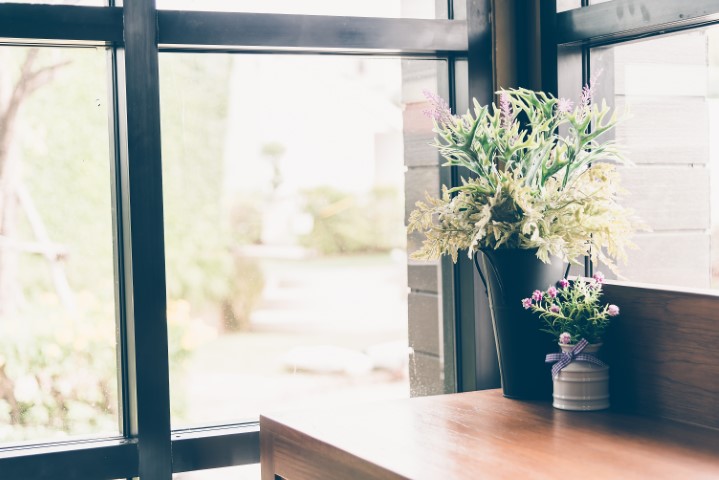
[0, 45, 443, 445]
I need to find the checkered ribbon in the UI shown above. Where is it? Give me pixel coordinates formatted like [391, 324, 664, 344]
[545, 338, 608, 379]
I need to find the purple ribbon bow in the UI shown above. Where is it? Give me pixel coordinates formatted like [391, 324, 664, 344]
[545, 338, 608, 378]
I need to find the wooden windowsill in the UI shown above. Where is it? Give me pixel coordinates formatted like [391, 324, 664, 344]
[260, 389, 719, 479]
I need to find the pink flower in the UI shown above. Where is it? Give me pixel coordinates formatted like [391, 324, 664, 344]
[499, 91, 512, 128]
[521, 298, 532, 309]
[559, 332, 572, 344]
[532, 290, 543, 302]
[550, 305, 561, 314]
[559, 278, 569, 289]
[580, 69, 603, 109]
[578, 69, 604, 120]
[593, 271, 605, 284]
[608, 304, 620, 316]
[547, 286, 558, 298]
[422, 90, 454, 125]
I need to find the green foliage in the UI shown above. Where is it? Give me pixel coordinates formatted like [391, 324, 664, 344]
[221, 254, 265, 332]
[408, 88, 645, 273]
[0, 51, 267, 440]
[20, 48, 114, 303]
[160, 54, 234, 308]
[227, 195, 263, 245]
[300, 186, 404, 255]
[0, 296, 197, 441]
[526, 278, 616, 344]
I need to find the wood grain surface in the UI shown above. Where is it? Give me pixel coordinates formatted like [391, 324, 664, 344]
[260, 390, 719, 480]
[602, 282, 719, 429]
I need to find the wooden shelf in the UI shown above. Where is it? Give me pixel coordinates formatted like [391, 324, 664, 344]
[261, 389, 719, 479]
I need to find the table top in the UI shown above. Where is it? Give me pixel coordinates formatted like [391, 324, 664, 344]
[260, 389, 719, 479]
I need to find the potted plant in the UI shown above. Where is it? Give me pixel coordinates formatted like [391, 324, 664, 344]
[523, 272, 618, 410]
[408, 83, 642, 399]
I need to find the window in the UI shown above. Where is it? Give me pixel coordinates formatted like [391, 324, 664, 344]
[0, 1, 106, 5]
[589, 26, 719, 288]
[0, 1, 468, 478]
[11, 1, 718, 478]
[173, 464, 259, 479]
[0, 46, 116, 446]
[155, 0, 445, 19]
[160, 54, 445, 426]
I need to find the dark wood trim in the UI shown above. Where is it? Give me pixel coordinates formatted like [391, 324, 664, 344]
[158, 11, 468, 53]
[261, 390, 719, 479]
[0, 4, 122, 43]
[602, 281, 719, 429]
[557, 0, 719, 46]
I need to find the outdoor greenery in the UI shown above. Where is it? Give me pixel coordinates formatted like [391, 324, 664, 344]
[408, 86, 644, 272]
[0, 49, 406, 441]
[522, 273, 619, 344]
[300, 186, 404, 255]
[0, 48, 120, 442]
[0, 49, 254, 441]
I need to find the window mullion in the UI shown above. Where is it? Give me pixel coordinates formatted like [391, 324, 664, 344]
[116, 0, 173, 478]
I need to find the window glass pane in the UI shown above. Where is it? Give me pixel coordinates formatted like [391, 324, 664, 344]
[173, 465, 259, 479]
[156, 0, 445, 19]
[590, 26, 719, 288]
[0, 46, 117, 444]
[0, 1, 107, 5]
[557, 0, 581, 13]
[160, 54, 444, 426]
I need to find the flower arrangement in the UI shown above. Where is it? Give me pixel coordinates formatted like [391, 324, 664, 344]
[522, 272, 619, 345]
[407, 79, 643, 272]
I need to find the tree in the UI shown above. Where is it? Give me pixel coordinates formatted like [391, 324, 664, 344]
[0, 48, 70, 317]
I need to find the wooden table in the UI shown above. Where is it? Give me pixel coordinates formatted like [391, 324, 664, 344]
[260, 389, 719, 479]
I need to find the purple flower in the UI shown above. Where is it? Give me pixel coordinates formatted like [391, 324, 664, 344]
[579, 69, 604, 119]
[499, 91, 512, 128]
[559, 278, 569, 289]
[532, 290, 543, 302]
[556, 97, 574, 114]
[559, 332, 572, 344]
[521, 298, 532, 309]
[592, 271, 605, 284]
[422, 90, 454, 125]
[608, 304, 620, 316]
[547, 286, 558, 298]
[550, 305, 561, 314]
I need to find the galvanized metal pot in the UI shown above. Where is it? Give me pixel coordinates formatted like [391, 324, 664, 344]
[552, 343, 610, 411]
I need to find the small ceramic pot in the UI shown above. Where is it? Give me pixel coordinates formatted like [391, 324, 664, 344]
[552, 342, 609, 411]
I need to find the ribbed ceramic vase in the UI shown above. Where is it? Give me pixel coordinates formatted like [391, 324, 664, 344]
[552, 343, 610, 411]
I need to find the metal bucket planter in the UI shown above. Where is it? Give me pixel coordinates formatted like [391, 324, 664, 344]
[475, 248, 566, 400]
[551, 342, 610, 411]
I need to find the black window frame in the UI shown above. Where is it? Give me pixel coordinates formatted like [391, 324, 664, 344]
[554, 0, 719, 277]
[0, 1, 488, 478]
[4, 1, 715, 477]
